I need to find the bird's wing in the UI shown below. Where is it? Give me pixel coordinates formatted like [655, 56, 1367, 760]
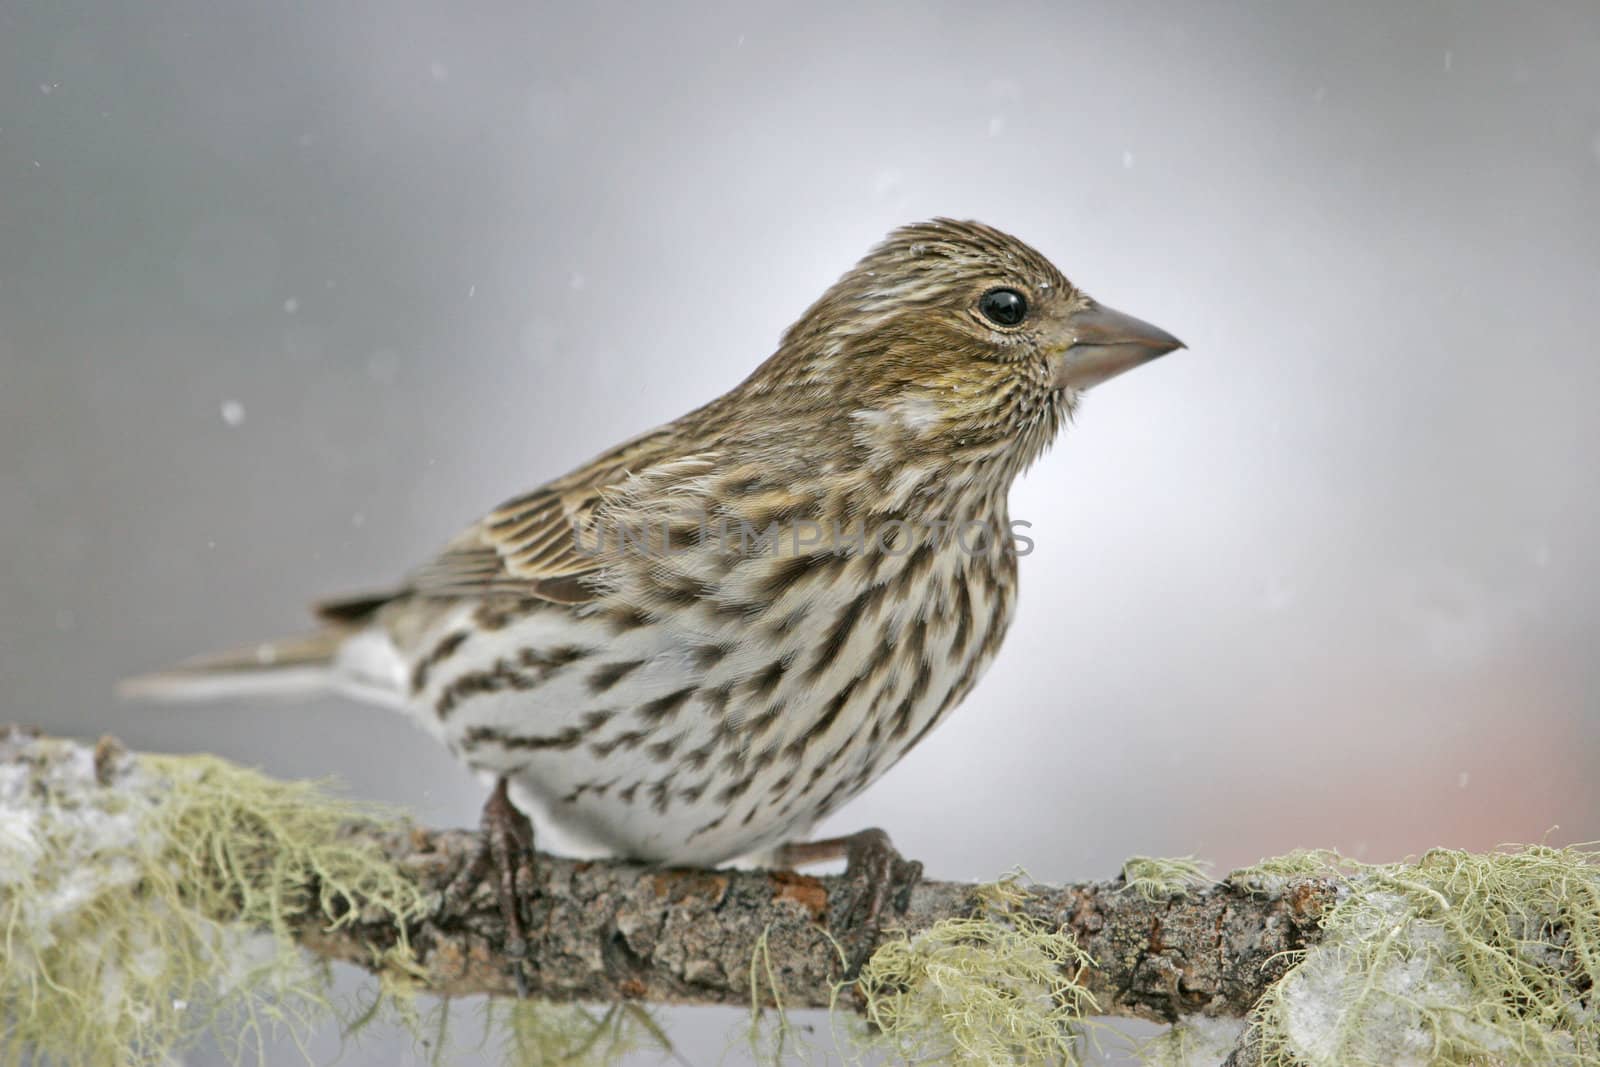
[314, 428, 715, 618]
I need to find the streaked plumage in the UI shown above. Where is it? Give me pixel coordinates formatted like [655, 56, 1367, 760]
[125, 219, 1181, 869]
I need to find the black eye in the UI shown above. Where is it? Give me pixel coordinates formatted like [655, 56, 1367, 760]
[979, 288, 1028, 327]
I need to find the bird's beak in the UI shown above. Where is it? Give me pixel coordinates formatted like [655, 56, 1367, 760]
[1052, 302, 1184, 391]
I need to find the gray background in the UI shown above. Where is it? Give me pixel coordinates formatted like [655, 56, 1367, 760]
[3, 1, 1598, 1063]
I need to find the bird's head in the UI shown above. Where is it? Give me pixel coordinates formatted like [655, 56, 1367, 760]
[742, 218, 1182, 482]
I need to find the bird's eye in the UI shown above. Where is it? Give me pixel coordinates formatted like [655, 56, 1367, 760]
[979, 288, 1028, 327]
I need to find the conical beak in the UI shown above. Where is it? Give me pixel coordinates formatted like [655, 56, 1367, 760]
[1052, 302, 1184, 390]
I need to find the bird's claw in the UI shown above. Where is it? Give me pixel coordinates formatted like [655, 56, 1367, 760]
[442, 777, 537, 997]
[839, 828, 923, 976]
[777, 826, 923, 979]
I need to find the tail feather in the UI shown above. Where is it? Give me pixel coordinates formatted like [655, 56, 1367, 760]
[118, 631, 344, 703]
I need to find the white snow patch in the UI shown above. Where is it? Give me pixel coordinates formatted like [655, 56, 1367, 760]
[0, 732, 160, 978]
[0, 804, 41, 884]
[1277, 892, 1522, 1066]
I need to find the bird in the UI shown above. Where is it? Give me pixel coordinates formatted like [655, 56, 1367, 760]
[124, 218, 1182, 979]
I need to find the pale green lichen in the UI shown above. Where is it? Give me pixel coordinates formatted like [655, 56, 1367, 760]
[1225, 849, 1347, 899]
[0, 732, 671, 1067]
[1120, 856, 1215, 902]
[741, 922, 858, 1066]
[1236, 845, 1600, 1067]
[853, 875, 1099, 1066]
[0, 733, 430, 1067]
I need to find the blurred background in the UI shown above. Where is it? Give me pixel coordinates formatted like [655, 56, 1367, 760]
[3, 1, 1598, 1063]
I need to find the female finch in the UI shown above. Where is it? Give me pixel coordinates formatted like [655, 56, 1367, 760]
[127, 218, 1182, 975]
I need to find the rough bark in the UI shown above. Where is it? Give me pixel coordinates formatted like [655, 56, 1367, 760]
[300, 822, 1332, 1020]
[6, 729, 1333, 1024]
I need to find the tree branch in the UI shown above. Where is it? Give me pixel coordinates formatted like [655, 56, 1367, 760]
[2, 726, 1331, 1024]
[301, 820, 1333, 1017]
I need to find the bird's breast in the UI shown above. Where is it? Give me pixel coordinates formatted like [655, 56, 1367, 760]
[399, 499, 1020, 864]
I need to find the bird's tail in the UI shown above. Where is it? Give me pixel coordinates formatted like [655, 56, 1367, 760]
[118, 631, 346, 703]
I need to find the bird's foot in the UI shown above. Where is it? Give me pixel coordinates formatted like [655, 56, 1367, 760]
[776, 826, 923, 978]
[443, 777, 537, 997]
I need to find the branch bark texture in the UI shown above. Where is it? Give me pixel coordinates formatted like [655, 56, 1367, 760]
[304, 823, 1331, 1020]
